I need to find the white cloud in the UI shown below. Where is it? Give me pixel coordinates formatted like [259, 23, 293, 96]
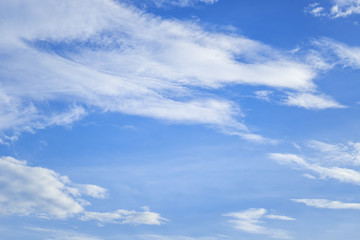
[265, 215, 295, 221]
[282, 92, 346, 110]
[306, 140, 360, 166]
[151, 0, 218, 7]
[269, 153, 360, 185]
[313, 38, 360, 69]
[112, 234, 230, 240]
[80, 208, 167, 225]
[254, 90, 273, 102]
[75, 184, 108, 199]
[307, 0, 360, 18]
[224, 208, 294, 239]
[305, 3, 326, 17]
[0, 156, 85, 219]
[331, 0, 360, 17]
[0, 0, 328, 142]
[292, 199, 360, 210]
[25, 227, 102, 240]
[0, 156, 165, 225]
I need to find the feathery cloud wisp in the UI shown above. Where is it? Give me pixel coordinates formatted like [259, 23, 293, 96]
[224, 208, 294, 239]
[292, 199, 360, 210]
[0, 0, 333, 143]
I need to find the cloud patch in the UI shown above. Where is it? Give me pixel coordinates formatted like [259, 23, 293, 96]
[151, 0, 218, 7]
[224, 208, 294, 239]
[0, 156, 165, 225]
[269, 153, 360, 185]
[292, 199, 360, 210]
[306, 0, 360, 18]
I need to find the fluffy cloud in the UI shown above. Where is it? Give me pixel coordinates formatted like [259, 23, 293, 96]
[0, 156, 85, 219]
[269, 153, 360, 185]
[224, 208, 294, 239]
[0, 156, 165, 225]
[292, 199, 360, 210]
[0, 0, 334, 143]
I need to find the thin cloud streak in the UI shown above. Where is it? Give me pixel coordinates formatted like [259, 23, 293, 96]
[292, 199, 360, 210]
[269, 153, 360, 185]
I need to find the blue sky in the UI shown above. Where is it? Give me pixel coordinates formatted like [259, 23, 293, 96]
[1, 0, 360, 239]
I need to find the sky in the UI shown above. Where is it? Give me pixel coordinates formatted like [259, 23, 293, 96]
[1, 0, 360, 239]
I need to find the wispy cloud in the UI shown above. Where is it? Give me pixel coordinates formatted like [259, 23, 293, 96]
[0, 0, 335, 143]
[80, 207, 167, 225]
[0, 156, 165, 225]
[306, 140, 360, 166]
[313, 38, 360, 69]
[292, 199, 360, 210]
[224, 208, 294, 239]
[282, 92, 346, 110]
[306, 0, 360, 18]
[269, 153, 360, 185]
[150, 0, 218, 7]
[254, 90, 273, 102]
[111, 234, 230, 240]
[25, 227, 102, 240]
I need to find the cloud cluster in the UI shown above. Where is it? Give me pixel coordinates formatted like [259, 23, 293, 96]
[0, 0, 344, 143]
[307, 0, 360, 18]
[224, 208, 294, 239]
[0, 156, 164, 225]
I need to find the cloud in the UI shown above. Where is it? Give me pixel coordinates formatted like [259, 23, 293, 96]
[313, 38, 360, 69]
[224, 208, 294, 239]
[0, 156, 85, 219]
[111, 234, 230, 240]
[306, 3, 326, 17]
[25, 227, 102, 240]
[306, 0, 360, 18]
[75, 184, 109, 199]
[330, 0, 360, 17]
[282, 92, 346, 110]
[0, 0, 330, 142]
[0, 156, 165, 225]
[292, 199, 360, 210]
[80, 208, 167, 225]
[151, 0, 218, 7]
[306, 140, 360, 166]
[254, 90, 273, 102]
[269, 153, 360, 185]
